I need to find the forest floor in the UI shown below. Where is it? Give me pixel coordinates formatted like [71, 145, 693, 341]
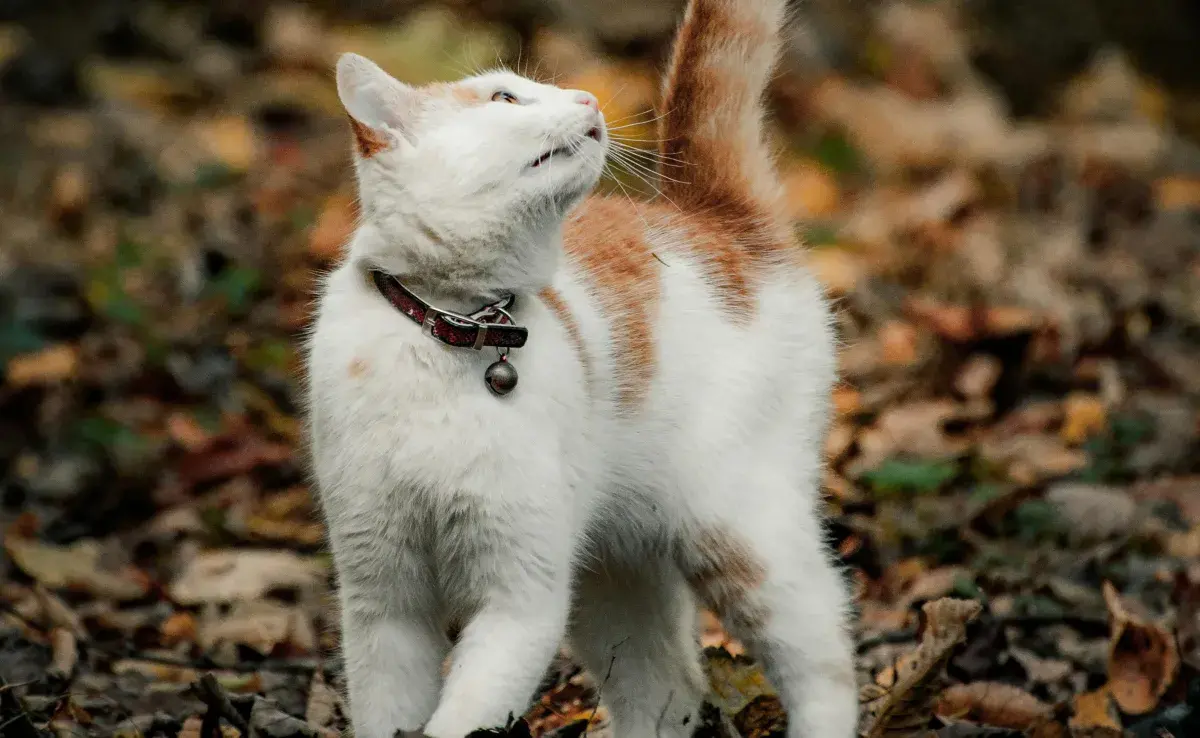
[1, 2, 1199, 737]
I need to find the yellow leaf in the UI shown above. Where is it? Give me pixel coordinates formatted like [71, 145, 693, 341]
[5, 344, 79, 387]
[783, 161, 841, 218]
[1061, 393, 1108, 445]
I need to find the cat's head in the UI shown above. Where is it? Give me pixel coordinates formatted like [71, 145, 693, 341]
[335, 53, 607, 287]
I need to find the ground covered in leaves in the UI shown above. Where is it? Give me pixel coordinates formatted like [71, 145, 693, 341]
[1, 1, 1200, 737]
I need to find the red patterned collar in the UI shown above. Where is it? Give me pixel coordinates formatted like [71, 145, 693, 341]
[369, 269, 528, 351]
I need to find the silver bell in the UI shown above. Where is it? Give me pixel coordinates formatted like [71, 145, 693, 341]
[484, 358, 518, 396]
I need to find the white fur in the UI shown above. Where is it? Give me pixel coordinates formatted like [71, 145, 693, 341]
[306, 53, 857, 738]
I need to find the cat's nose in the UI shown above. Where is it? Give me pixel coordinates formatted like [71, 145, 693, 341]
[574, 92, 599, 111]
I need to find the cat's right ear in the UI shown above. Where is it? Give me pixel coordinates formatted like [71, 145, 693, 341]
[336, 53, 418, 156]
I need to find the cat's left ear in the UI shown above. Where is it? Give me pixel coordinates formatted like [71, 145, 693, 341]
[336, 53, 418, 155]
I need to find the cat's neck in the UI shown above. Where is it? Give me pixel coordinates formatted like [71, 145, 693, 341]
[350, 222, 560, 316]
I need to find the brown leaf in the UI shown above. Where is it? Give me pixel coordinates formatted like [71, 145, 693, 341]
[170, 549, 327, 604]
[1102, 581, 1179, 714]
[174, 432, 293, 491]
[308, 193, 357, 262]
[1070, 686, 1122, 731]
[955, 355, 1002, 399]
[1061, 393, 1108, 445]
[4, 536, 149, 600]
[160, 611, 198, 647]
[305, 670, 338, 728]
[851, 400, 972, 476]
[809, 249, 865, 296]
[936, 682, 1053, 730]
[49, 627, 78, 678]
[5, 344, 79, 387]
[783, 160, 841, 218]
[862, 598, 982, 738]
[979, 434, 1089, 484]
[1131, 477, 1200, 525]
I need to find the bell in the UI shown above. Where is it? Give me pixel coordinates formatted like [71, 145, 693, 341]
[484, 357, 518, 396]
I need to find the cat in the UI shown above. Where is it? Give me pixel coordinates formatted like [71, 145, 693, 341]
[304, 0, 859, 736]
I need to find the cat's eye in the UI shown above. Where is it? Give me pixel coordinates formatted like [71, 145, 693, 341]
[491, 90, 520, 104]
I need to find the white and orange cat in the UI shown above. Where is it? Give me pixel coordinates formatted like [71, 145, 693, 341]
[305, 0, 858, 736]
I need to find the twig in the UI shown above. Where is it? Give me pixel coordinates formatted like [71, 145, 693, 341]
[193, 673, 252, 736]
[105, 647, 321, 674]
[0, 678, 40, 738]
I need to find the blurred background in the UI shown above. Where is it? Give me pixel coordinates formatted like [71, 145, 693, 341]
[1, 1, 1199, 736]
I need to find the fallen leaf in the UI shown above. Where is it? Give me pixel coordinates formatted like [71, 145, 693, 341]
[49, 627, 78, 678]
[808, 249, 865, 295]
[1061, 394, 1107, 445]
[955, 355, 1002, 399]
[783, 161, 841, 218]
[1131, 477, 1200, 525]
[5, 344, 79, 387]
[4, 535, 148, 600]
[1102, 581, 1179, 714]
[705, 649, 775, 716]
[200, 599, 300, 654]
[305, 670, 338, 728]
[937, 682, 1053, 730]
[195, 116, 259, 173]
[879, 321, 920, 367]
[852, 400, 972, 475]
[1155, 176, 1200, 211]
[1046, 484, 1136, 541]
[861, 598, 983, 738]
[979, 434, 1088, 484]
[160, 611, 198, 646]
[170, 549, 327, 604]
[308, 193, 357, 262]
[1070, 686, 1122, 731]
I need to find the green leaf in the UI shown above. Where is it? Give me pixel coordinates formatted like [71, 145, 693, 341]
[862, 459, 958, 497]
[206, 266, 261, 314]
[192, 161, 241, 189]
[0, 320, 46, 365]
[1012, 499, 1063, 542]
[811, 129, 862, 175]
[799, 223, 840, 248]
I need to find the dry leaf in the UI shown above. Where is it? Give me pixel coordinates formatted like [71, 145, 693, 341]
[862, 598, 982, 738]
[808, 249, 865, 296]
[308, 193, 357, 262]
[306, 670, 338, 728]
[937, 682, 1053, 730]
[195, 116, 259, 173]
[5, 344, 79, 387]
[879, 321, 920, 367]
[171, 549, 327, 604]
[1070, 686, 1122, 731]
[4, 536, 148, 600]
[783, 161, 841, 218]
[852, 400, 971, 475]
[955, 355, 1002, 399]
[49, 627, 78, 678]
[1046, 484, 1136, 541]
[1155, 176, 1200, 211]
[979, 434, 1088, 484]
[1061, 394, 1107, 445]
[160, 611, 198, 646]
[1102, 581, 1179, 714]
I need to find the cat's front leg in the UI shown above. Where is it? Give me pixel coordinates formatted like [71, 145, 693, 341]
[422, 503, 574, 737]
[323, 494, 450, 738]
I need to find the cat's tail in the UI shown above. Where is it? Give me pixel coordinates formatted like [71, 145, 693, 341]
[658, 0, 786, 230]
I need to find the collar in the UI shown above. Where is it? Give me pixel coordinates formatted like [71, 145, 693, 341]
[369, 269, 528, 351]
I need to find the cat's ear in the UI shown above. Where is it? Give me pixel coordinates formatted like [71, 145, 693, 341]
[336, 53, 417, 155]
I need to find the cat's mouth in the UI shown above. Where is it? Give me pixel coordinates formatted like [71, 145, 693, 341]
[530, 128, 603, 168]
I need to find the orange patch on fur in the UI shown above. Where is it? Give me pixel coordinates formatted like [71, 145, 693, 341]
[347, 358, 368, 377]
[538, 287, 592, 392]
[347, 116, 389, 158]
[683, 526, 769, 630]
[564, 196, 661, 410]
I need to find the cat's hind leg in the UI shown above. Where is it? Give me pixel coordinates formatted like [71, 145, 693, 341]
[679, 468, 859, 738]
